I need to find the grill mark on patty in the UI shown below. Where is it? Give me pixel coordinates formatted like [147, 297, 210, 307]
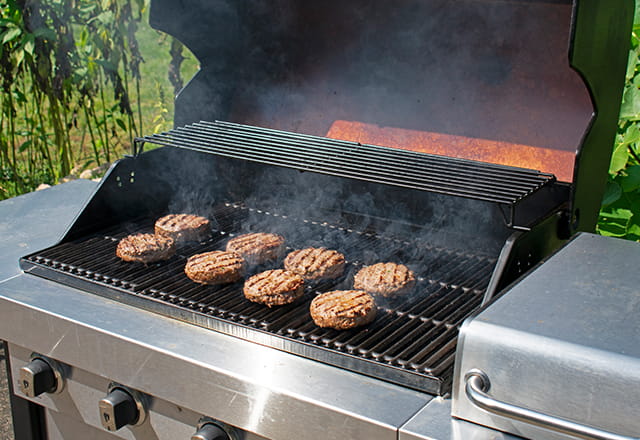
[154, 214, 211, 243]
[284, 247, 345, 280]
[189, 252, 241, 270]
[243, 269, 304, 306]
[251, 271, 298, 291]
[311, 290, 371, 316]
[184, 251, 244, 284]
[226, 233, 285, 264]
[116, 233, 176, 263]
[310, 290, 376, 330]
[354, 262, 416, 297]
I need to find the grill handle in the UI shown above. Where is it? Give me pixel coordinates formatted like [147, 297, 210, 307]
[464, 369, 639, 440]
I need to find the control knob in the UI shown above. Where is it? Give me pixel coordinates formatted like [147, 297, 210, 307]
[19, 356, 64, 397]
[191, 422, 230, 440]
[99, 385, 146, 431]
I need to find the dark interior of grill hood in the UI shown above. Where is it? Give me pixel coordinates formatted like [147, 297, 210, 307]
[151, 0, 593, 183]
[20, 121, 570, 395]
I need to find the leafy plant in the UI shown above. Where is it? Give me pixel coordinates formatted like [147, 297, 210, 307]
[0, 0, 148, 199]
[597, 5, 640, 241]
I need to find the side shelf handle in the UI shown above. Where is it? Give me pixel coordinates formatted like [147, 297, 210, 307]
[464, 369, 639, 440]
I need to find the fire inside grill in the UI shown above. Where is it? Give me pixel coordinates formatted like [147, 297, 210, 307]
[20, 121, 566, 395]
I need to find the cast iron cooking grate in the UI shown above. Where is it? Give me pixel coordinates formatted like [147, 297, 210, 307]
[21, 203, 496, 395]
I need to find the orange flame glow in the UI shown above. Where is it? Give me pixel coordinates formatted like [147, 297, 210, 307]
[326, 120, 574, 182]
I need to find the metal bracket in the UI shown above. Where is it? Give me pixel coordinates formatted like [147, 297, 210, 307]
[132, 138, 146, 157]
[498, 204, 531, 232]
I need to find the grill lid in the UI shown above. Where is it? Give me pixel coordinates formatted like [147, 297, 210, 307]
[150, 0, 633, 233]
[152, 0, 592, 182]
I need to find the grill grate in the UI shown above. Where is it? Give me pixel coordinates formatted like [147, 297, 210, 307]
[135, 121, 556, 207]
[21, 203, 496, 395]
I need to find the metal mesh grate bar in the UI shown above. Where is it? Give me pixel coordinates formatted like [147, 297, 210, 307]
[136, 121, 555, 206]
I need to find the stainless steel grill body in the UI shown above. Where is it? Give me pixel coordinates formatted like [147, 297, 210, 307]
[452, 233, 640, 440]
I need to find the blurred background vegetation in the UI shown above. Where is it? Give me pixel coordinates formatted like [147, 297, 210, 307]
[0, 0, 196, 197]
[596, 2, 640, 241]
[0, 0, 639, 241]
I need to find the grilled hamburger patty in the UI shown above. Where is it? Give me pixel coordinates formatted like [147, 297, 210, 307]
[310, 290, 376, 330]
[353, 262, 416, 297]
[284, 247, 345, 280]
[155, 213, 211, 243]
[184, 251, 245, 285]
[116, 233, 176, 263]
[225, 232, 285, 264]
[243, 269, 304, 307]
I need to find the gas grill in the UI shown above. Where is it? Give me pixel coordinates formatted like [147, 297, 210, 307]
[0, 1, 636, 439]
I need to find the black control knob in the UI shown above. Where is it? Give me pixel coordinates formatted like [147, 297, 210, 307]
[98, 388, 139, 432]
[191, 423, 230, 440]
[19, 358, 57, 397]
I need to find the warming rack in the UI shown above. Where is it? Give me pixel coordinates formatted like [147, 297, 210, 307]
[134, 121, 556, 228]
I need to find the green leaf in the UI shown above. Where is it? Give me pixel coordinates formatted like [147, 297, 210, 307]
[627, 49, 638, 80]
[33, 27, 57, 41]
[602, 181, 623, 205]
[609, 142, 630, 174]
[94, 11, 114, 26]
[619, 166, 640, 192]
[13, 48, 23, 66]
[627, 221, 640, 240]
[18, 140, 32, 153]
[1, 26, 21, 44]
[620, 85, 640, 120]
[598, 208, 633, 237]
[115, 118, 126, 131]
[622, 121, 640, 146]
[95, 59, 117, 72]
[22, 34, 34, 56]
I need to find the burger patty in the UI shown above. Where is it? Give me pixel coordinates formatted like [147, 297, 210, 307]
[353, 262, 416, 297]
[225, 232, 285, 264]
[184, 251, 245, 285]
[243, 269, 305, 307]
[155, 213, 211, 243]
[283, 247, 345, 280]
[309, 290, 377, 330]
[116, 233, 176, 263]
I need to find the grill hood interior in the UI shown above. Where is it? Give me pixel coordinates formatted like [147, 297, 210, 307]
[150, 0, 632, 234]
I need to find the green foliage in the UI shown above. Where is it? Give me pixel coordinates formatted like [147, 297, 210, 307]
[0, 0, 153, 199]
[597, 5, 640, 241]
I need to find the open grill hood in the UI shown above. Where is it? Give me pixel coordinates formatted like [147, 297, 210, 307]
[151, 0, 632, 234]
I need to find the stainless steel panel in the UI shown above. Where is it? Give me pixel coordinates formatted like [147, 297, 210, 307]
[0, 180, 97, 282]
[0, 275, 431, 440]
[399, 398, 525, 440]
[10, 343, 225, 440]
[452, 233, 640, 440]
